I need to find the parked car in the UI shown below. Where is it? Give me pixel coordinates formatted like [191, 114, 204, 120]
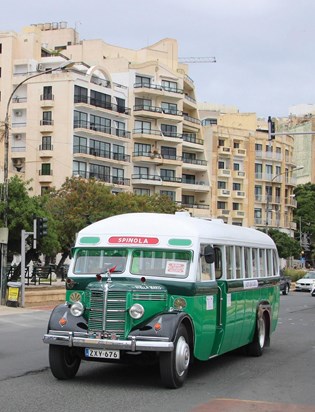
[280, 270, 291, 295]
[295, 271, 315, 292]
[311, 284, 315, 297]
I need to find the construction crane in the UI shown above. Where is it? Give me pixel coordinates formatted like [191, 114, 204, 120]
[178, 57, 216, 64]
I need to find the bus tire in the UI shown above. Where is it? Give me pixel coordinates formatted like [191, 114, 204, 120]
[49, 345, 81, 380]
[246, 312, 267, 357]
[159, 324, 190, 389]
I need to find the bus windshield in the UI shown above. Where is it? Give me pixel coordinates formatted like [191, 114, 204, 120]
[130, 249, 192, 278]
[73, 248, 128, 274]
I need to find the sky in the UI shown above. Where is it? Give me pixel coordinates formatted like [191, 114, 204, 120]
[1, 0, 315, 118]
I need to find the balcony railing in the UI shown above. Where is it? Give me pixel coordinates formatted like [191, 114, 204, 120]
[74, 95, 130, 115]
[183, 114, 201, 125]
[182, 133, 204, 145]
[133, 105, 183, 116]
[132, 174, 162, 181]
[40, 94, 54, 101]
[134, 82, 183, 94]
[73, 120, 131, 138]
[73, 171, 130, 186]
[182, 158, 207, 166]
[73, 146, 130, 162]
[39, 144, 53, 151]
[40, 120, 54, 126]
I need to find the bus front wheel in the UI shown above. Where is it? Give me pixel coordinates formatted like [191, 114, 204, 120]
[49, 345, 81, 380]
[246, 312, 267, 357]
[159, 324, 190, 389]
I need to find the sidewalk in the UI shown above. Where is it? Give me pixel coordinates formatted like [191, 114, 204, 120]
[0, 303, 56, 316]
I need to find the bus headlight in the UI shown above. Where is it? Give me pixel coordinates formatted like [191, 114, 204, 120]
[129, 303, 144, 319]
[70, 301, 84, 317]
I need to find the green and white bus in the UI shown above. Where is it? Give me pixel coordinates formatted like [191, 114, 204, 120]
[43, 212, 280, 388]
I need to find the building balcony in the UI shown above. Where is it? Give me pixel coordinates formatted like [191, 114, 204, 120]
[39, 144, 54, 157]
[218, 169, 231, 178]
[217, 189, 231, 197]
[182, 158, 208, 171]
[133, 82, 183, 97]
[232, 210, 245, 218]
[218, 146, 232, 155]
[73, 171, 130, 186]
[39, 120, 54, 132]
[133, 105, 183, 122]
[181, 179, 210, 192]
[73, 121, 131, 140]
[131, 174, 163, 186]
[183, 114, 201, 127]
[73, 146, 130, 164]
[233, 190, 245, 198]
[233, 148, 247, 157]
[74, 96, 130, 116]
[38, 171, 53, 183]
[182, 133, 204, 149]
[40, 94, 55, 107]
[233, 170, 246, 179]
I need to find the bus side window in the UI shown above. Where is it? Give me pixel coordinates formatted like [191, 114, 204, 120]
[200, 244, 211, 280]
[214, 246, 223, 279]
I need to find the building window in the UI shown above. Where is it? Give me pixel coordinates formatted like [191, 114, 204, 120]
[42, 111, 52, 125]
[74, 85, 88, 103]
[42, 136, 52, 150]
[255, 143, 262, 151]
[134, 188, 150, 196]
[233, 182, 241, 191]
[90, 139, 110, 158]
[161, 101, 178, 115]
[134, 166, 149, 178]
[161, 146, 176, 159]
[182, 195, 194, 205]
[161, 79, 178, 92]
[255, 163, 262, 178]
[113, 144, 125, 160]
[134, 143, 151, 156]
[112, 168, 124, 184]
[0, 44, 2, 53]
[41, 186, 50, 195]
[266, 164, 273, 177]
[90, 114, 111, 134]
[201, 118, 217, 126]
[135, 120, 151, 133]
[90, 163, 110, 182]
[161, 190, 176, 201]
[73, 161, 87, 178]
[218, 139, 225, 147]
[43, 86, 52, 100]
[73, 136, 87, 154]
[233, 163, 240, 171]
[255, 185, 262, 201]
[135, 75, 151, 87]
[135, 97, 151, 110]
[161, 124, 177, 137]
[233, 141, 240, 148]
[233, 203, 240, 210]
[41, 163, 51, 175]
[217, 181, 226, 189]
[160, 169, 175, 181]
[90, 90, 111, 110]
[217, 201, 226, 210]
[218, 161, 225, 169]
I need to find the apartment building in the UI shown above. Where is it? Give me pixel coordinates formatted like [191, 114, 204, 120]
[199, 104, 297, 234]
[0, 22, 210, 217]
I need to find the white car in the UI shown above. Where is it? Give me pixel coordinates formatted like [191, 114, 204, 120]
[295, 271, 315, 292]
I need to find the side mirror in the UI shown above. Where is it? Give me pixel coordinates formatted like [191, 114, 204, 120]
[203, 245, 215, 264]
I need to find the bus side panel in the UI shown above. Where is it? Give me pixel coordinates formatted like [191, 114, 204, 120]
[182, 289, 218, 361]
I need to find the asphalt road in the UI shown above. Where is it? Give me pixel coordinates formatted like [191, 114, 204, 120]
[0, 292, 314, 412]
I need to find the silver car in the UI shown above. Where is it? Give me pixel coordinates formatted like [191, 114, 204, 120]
[295, 271, 315, 291]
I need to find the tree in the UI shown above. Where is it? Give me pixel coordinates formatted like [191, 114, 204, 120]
[0, 176, 59, 280]
[294, 183, 315, 264]
[267, 228, 300, 259]
[46, 177, 179, 272]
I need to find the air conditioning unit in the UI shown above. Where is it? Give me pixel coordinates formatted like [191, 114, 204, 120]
[14, 134, 22, 140]
[37, 63, 45, 72]
[15, 111, 22, 117]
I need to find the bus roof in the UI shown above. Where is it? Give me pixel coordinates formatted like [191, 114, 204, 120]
[77, 212, 276, 249]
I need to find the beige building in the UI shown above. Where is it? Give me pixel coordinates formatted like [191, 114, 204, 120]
[0, 23, 210, 217]
[199, 104, 297, 234]
[0, 23, 299, 233]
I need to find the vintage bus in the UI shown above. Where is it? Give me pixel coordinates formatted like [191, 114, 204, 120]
[43, 212, 280, 388]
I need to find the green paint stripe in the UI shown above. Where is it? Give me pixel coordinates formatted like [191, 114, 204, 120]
[79, 236, 100, 244]
[168, 239, 192, 246]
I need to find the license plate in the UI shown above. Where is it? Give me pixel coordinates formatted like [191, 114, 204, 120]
[85, 348, 120, 359]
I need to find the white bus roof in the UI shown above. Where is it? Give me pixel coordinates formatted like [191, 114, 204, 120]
[76, 212, 276, 249]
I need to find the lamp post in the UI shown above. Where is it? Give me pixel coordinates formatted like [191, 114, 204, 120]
[265, 165, 304, 234]
[1, 62, 73, 304]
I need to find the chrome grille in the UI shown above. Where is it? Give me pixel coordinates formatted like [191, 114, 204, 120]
[88, 289, 127, 334]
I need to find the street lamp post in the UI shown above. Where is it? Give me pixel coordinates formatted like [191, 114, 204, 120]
[1, 62, 73, 304]
[265, 165, 304, 234]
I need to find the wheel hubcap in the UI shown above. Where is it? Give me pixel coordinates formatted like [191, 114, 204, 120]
[258, 318, 266, 348]
[175, 336, 190, 376]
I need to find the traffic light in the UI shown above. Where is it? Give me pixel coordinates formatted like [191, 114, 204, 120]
[268, 116, 276, 140]
[36, 217, 48, 239]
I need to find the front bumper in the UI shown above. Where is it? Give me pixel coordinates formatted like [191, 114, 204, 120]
[43, 330, 174, 352]
[295, 284, 313, 291]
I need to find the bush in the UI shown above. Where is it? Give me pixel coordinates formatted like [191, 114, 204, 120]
[283, 269, 307, 282]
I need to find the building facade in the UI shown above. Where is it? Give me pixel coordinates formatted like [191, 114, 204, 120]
[0, 23, 210, 217]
